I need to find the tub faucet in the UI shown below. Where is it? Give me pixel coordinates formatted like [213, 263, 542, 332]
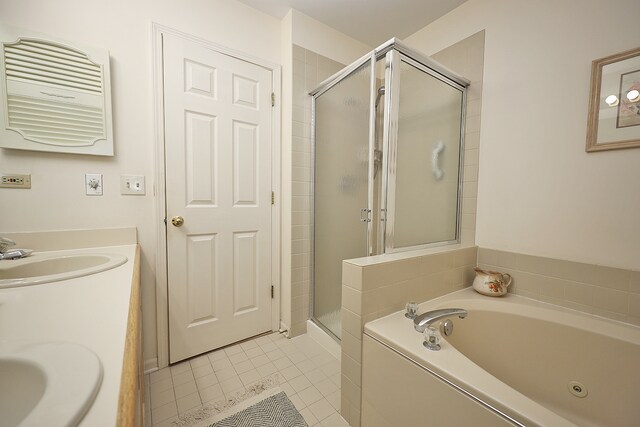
[414, 308, 468, 333]
[0, 237, 31, 260]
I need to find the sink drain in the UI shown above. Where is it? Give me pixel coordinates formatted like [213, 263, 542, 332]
[568, 381, 588, 398]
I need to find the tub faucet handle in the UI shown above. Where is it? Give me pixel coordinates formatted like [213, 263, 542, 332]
[423, 326, 441, 351]
[405, 301, 419, 319]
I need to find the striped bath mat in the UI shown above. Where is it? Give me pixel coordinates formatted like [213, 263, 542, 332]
[175, 381, 307, 427]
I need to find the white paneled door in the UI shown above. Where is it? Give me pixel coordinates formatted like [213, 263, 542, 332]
[163, 33, 274, 363]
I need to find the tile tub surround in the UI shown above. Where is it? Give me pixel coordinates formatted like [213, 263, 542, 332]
[340, 246, 478, 427]
[289, 44, 345, 337]
[478, 248, 640, 326]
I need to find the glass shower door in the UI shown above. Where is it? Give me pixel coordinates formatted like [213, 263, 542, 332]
[383, 51, 465, 251]
[313, 63, 372, 339]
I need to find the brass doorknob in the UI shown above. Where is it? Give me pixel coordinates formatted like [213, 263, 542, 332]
[171, 216, 184, 227]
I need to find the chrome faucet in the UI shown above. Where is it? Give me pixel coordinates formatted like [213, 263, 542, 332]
[413, 308, 468, 333]
[0, 237, 31, 260]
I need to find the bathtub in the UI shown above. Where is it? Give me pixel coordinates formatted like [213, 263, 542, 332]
[361, 288, 640, 427]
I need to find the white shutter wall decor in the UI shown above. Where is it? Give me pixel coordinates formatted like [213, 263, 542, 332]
[0, 24, 113, 156]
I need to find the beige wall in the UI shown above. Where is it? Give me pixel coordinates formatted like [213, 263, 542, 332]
[0, 0, 282, 369]
[406, 0, 640, 270]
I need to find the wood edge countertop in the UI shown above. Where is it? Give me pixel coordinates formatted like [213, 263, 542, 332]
[116, 244, 142, 427]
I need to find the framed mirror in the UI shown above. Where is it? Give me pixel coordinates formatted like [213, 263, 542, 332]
[586, 46, 640, 152]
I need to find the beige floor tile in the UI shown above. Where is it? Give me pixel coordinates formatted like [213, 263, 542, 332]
[315, 378, 338, 396]
[280, 382, 296, 397]
[215, 367, 237, 381]
[149, 367, 171, 384]
[326, 390, 340, 411]
[280, 365, 303, 381]
[149, 377, 173, 395]
[199, 383, 224, 403]
[151, 401, 177, 424]
[250, 354, 271, 367]
[244, 346, 264, 359]
[239, 369, 261, 386]
[288, 393, 306, 410]
[192, 364, 214, 378]
[273, 356, 293, 370]
[298, 385, 323, 406]
[296, 359, 316, 373]
[151, 387, 175, 409]
[320, 360, 340, 377]
[320, 412, 349, 427]
[195, 372, 219, 389]
[152, 415, 179, 427]
[254, 335, 273, 346]
[189, 354, 211, 368]
[260, 341, 278, 353]
[329, 373, 341, 388]
[170, 361, 191, 376]
[176, 392, 202, 414]
[229, 352, 249, 365]
[265, 348, 286, 361]
[312, 353, 334, 367]
[288, 374, 312, 392]
[172, 370, 195, 386]
[240, 340, 258, 350]
[257, 362, 278, 377]
[211, 357, 233, 372]
[174, 381, 198, 399]
[207, 349, 227, 362]
[234, 359, 254, 374]
[300, 407, 319, 426]
[288, 351, 307, 364]
[308, 398, 335, 422]
[305, 369, 327, 385]
[224, 344, 244, 356]
[220, 377, 244, 395]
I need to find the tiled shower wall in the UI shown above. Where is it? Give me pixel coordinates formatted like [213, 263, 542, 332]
[290, 45, 345, 337]
[478, 248, 640, 326]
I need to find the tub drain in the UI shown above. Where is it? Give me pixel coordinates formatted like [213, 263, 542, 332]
[568, 381, 588, 398]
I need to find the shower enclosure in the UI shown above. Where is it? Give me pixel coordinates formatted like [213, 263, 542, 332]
[310, 39, 469, 340]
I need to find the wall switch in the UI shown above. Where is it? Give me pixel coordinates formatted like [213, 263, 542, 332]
[120, 175, 145, 195]
[0, 173, 31, 189]
[85, 173, 103, 195]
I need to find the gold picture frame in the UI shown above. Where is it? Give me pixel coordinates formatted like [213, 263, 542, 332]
[586, 46, 640, 152]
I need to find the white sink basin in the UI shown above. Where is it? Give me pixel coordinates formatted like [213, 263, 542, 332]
[0, 254, 127, 288]
[0, 341, 103, 427]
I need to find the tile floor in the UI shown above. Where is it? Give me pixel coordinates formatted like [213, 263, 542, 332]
[145, 332, 349, 427]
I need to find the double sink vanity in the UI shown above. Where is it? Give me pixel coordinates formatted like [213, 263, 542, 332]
[0, 228, 142, 427]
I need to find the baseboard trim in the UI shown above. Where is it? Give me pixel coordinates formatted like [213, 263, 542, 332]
[144, 357, 159, 374]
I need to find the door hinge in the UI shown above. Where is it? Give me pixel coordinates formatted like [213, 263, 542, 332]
[271, 191, 275, 205]
[163, 217, 167, 225]
[271, 285, 274, 299]
[271, 92, 275, 107]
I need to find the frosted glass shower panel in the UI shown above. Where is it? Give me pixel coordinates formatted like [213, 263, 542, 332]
[313, 64, 371, 339]
[392, 60, 463, 248]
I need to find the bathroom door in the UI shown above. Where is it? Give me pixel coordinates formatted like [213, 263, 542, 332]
[163, 33, 274, 363]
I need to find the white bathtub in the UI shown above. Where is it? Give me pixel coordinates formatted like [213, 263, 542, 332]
[362, 288, 640, 427]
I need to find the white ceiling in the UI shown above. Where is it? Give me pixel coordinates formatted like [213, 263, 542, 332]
[235, 0, 468, 47]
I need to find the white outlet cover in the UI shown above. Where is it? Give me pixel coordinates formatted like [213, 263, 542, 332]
[120, 175, 145, 195]
[85, 173, 103, 195]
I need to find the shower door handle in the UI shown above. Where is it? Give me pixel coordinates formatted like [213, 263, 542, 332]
[360, 208, 371, 222]
[432, 141, 445, 181]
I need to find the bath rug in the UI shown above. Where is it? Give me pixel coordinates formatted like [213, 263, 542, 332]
[173, 374, 307, 427]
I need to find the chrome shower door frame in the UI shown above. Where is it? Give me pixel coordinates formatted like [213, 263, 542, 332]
[380, 49, 469, 253]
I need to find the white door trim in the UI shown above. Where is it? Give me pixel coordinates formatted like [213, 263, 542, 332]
[151, 23, 281, 369]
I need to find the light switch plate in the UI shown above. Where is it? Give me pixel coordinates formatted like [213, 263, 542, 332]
[120, 175, 145, 195]
[85, 173, 103, 195]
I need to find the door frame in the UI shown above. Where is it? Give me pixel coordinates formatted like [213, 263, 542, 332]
[151, 23, 282, 369]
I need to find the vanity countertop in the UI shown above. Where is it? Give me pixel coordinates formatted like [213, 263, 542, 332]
[0, 243, 138, 427]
